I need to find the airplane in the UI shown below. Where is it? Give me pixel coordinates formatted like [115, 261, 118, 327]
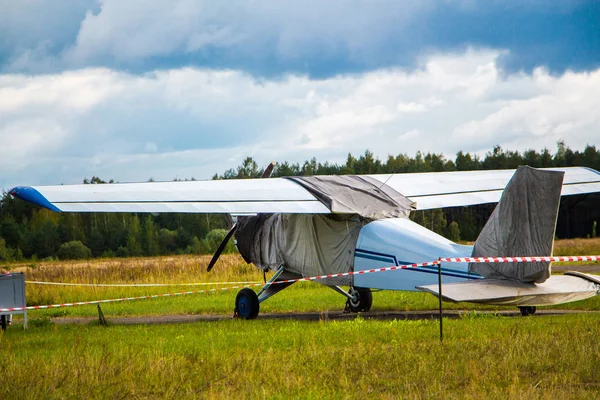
[8, 165, 600, 319]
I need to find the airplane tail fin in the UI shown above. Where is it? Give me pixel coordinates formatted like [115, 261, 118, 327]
[470, 166, 564, 283]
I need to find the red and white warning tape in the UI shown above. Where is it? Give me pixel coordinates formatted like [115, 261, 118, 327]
[0, 284, 264, 312]
[4, 255, 599, 313]
[24, 280, 262, 287]
[440, 255, 600, 263]
[261, 260, 442, 284]
[0, 260, 441, 312]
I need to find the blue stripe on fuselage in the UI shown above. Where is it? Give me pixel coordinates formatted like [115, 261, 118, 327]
[354, 248, 481, 280]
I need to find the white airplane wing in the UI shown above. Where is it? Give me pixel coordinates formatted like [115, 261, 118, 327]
[369, 167, 600, 210]
[9, 179, 331, 214]
[9, 167, 600, 214]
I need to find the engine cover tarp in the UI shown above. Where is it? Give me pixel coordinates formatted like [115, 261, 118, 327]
[235, 214, 363, 285]
[286, 175, 415, 219]
[470, 166, 564, 283]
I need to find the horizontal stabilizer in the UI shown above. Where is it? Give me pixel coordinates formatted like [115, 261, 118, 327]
[416, 274, 600, 306]
[564, 271, 600, 285]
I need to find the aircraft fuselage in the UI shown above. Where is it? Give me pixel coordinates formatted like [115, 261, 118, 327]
[353, 218, 478, 291]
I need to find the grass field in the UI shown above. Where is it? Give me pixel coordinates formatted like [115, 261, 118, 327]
[4, 251, 600, 320]
[1, 239, 600, 398]
[3, 237, 600, 319]
[1, 314, 599, 398]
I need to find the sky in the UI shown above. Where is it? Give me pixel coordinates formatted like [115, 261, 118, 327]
[1, 0, 599, 190]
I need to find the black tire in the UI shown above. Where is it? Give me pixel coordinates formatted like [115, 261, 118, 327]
[1, 315, 6, 331]
[235, 288, 260, 320]
[346, 287, 373, 313]
[519, 306, 537, 316]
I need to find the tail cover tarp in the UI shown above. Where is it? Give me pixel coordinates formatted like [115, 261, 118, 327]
[469, 166, 564, 283]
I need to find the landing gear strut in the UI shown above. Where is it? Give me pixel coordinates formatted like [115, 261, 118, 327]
[234, 267, 301, 320]
[346, 287, 373, 313]
[519, 306, 537, 316]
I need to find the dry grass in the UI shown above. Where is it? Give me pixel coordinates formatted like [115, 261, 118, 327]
[4, 254, 262, 284]
[553, 237, 600, 256]
[3, 237, 598, 283]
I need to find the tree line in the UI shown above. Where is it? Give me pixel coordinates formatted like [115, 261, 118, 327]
[1, 142, 599, 262]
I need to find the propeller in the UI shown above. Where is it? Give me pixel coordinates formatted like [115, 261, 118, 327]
[206, 162, 275, 272]
[261, 161, 275, 180]
[206, 224, 238, 272]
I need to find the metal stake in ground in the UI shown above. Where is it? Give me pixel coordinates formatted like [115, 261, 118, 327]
[97, 304, 108, 327]
[438, 260, 443, 343]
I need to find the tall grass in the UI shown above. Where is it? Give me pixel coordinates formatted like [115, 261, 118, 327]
[3, 238, 600, 319]
[554, 237, 600, 256]
[7, 238, 599, 284]
[5, 254, 262, 284]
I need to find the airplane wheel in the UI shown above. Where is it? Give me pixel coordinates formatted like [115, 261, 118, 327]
[235, 288, 260, 320]
[519, 306, 536, 316]
[346, 287, 373, 313]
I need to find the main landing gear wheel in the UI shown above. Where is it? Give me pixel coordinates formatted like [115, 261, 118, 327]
[519, 306, 537, 316]
[346, 287, 373, 313]
[235, 288, 260, 320]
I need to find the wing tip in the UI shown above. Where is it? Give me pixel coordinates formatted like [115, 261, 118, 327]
[9, 186, 61, 212]
[582, 166, 600, 177]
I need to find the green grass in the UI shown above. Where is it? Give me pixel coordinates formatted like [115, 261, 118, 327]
[3, 251, 600, 398]
[18, 282, 600, 322]
[1, 314, 599, 398]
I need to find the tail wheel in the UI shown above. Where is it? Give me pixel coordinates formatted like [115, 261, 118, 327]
[235, 288, 260, 320]
[346, 287, 373, 313]
[519, 306, 537, 316]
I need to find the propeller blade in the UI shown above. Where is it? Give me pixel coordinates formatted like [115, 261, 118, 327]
[261, 162, 275, 178]
[208, 162, 274, 272]
[206, 223, 238, 272]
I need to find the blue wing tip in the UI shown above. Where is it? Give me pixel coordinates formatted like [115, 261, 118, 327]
[9, 186, 61, 212]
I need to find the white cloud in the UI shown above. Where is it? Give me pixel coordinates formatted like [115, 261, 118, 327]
[60, 0, 430, 68]
[452, 68, 600, 147]
[1, 49, 599, 189]
[0, 69, 124, 113]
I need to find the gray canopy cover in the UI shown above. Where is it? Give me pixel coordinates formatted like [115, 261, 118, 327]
[287, 175, 415, 220]
[470, 166, 564, 283]
[235, 175, 415, 284]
